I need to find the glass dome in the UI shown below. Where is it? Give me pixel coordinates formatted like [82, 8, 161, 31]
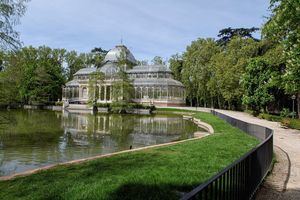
[104, 45, 137, 64]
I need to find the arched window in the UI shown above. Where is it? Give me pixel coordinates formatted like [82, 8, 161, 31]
[82, 87, 88, 99]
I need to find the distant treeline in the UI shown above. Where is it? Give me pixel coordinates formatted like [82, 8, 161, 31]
[0, 46, 107, 106]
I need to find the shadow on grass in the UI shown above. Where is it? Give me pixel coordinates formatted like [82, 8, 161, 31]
[108, 182, 193, 200]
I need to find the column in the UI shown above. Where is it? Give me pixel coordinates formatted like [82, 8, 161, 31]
[146, 87, 149, 99]
[167, 87, 169, 100]
[104, 86, 107, 102]
[152, 87, 155, 100]
[160, 87, 162, 99]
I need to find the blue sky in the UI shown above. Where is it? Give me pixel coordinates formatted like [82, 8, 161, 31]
[17, 0, 270, 61]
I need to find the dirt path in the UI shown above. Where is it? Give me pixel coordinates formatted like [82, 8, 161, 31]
[162, 107, 300, 199]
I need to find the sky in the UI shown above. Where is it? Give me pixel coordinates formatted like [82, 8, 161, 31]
[17, 0, 270, 61]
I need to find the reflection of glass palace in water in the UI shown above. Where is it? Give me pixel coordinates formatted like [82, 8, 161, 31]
[62, 45, 186, 106]
[62, 113, 195, 148]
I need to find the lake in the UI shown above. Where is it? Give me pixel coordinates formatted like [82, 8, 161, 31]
[0, 110, 201, 176]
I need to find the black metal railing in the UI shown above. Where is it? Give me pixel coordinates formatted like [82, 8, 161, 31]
[181, 110, 273, 200]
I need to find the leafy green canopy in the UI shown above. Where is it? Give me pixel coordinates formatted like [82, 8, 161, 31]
[217, 27, 259, 46]
[263, 0, 300, 118]
[242, 58, 277, 114]
[111, 50, 134, 103]
[0, 46, 66, 105]
[88, 71, 105, 105]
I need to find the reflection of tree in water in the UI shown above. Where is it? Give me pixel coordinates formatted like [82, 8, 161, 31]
[0, 111, 16, 129]
[0, 110, 63, 146]
[62, 113, 200, 149]
[0, 111, 202, 176]
[108, 114, 135, 146]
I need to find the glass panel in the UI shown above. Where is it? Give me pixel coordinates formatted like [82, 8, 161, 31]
[100, 86, 105, 100]
[142, 87, 148, 99]
[148, 87, 153, 99]
[106, 86, 111, 101]
[96, 86, 100, 100]
[75, 87, 79, 98]
[154, 87, 159, 99]
[82, 87, 87, 99]
[161, 87, 167, 99]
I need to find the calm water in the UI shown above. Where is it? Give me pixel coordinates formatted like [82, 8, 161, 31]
[0, 110, 201, 176]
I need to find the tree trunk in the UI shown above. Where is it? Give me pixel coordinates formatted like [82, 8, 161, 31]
[217, 95, 221, 109]
[297, 93, 300, 119]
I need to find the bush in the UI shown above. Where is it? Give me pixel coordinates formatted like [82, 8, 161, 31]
[55, 101, 63, 106]
[128, 103, 156, 111]
[258, 113, 282, 122]
[289, 119, 300, 130]
[280, 118, 300, 130]
[96, 103, 110, 108]
[280, 108, 297, 118]
[280, 108, 291, 118]
[110, 102, 156, 113]
[111, 102, 129, 113]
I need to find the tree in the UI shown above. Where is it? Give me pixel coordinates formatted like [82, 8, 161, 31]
[263, 0, 300, 118]
[0, 46, 66, 105]
[169, 54, 183, 81]
[242, 58, 276, 115]
[151, 56, 165, 65]
[90, 47, 107, 68]
[111, 50, 134, 103]
[217, 27, 259, 46]
[136, 60, 148, 66]
[65, 51, 86, 80]
[210, 37, 262, 109]
[88, 71, 105, 105]
[182, 38, 221, 107]
[0, 0, 29, 50]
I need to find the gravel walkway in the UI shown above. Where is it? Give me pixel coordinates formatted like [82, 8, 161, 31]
[161, 107, 300, 199]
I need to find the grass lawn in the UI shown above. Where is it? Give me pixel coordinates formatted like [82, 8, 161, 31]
[0, 110, 259, 200]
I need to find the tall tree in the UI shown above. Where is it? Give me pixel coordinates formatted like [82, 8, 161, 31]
[90, 47, 107, 68]
[263, 0, 300, 118]
[182, 38, 221, 107]
[0, 0, 29, 50]
[136, 60, 148, 66]
[1, 46, 66, 105]
[169, 53, 183, 82]
[210, 37, 262, 109]
[65, 51, 86, 81]
[88, 71, 105, 105]
[112, 50, 134, 103]
[217, 27, 259, 46]
[242, 58, 278, 115]
[151, 56, 165, 65]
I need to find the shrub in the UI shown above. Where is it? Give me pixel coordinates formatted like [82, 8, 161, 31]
[280, 118, 291, 127]
[280, 118, 300, 130]
[55, 101, 63, 106]
[280, 108, 297, 118]
[258, 113, 282, 122]
[127, 103, 156, 111]
[111, 102, 129, 113]
[280, 108, 290, 118]
[110, 102, 156, 113]
[289, 119, 300, 130]
[96, 103, 110, 108]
